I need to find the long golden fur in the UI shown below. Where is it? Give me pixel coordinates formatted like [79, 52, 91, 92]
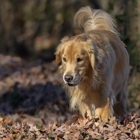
[55, 6, 129, 122]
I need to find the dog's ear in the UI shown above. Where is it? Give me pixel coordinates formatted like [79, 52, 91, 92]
[87, 39, 96, 70]
[55, 44, 63, 66]
[55, 36, 69, 65]
[55, 52, 61, 66]
[87, 38, 105, 70]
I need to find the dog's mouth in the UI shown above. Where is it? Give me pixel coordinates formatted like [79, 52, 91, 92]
[67, 83, 77, 86]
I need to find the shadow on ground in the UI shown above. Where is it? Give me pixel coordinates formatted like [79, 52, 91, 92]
[0, 54, 73, 126]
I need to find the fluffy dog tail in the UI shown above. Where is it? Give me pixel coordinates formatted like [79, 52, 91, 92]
[74, 6, 117, 34]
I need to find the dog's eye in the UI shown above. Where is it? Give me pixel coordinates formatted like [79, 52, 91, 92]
[77, 58, 83, 62]
[62, 58, 67, 62]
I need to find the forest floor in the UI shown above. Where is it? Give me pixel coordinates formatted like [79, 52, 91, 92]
[0, 54, 139, 140]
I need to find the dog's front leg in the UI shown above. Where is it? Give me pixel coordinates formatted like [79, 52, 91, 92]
[78, 100, 95, 119]
[95, 98, 113, 122]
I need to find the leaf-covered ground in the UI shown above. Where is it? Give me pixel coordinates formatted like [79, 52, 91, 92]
[0, 113, 139, 140]
[0, 54, 139, 139]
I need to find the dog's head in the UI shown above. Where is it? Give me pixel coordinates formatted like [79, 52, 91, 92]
[55, 34, 105, 86]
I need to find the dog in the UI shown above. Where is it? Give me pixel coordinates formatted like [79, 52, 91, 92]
[55, 6, 129, 122]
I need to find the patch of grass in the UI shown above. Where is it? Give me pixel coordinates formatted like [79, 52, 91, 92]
[48, 133, 54, 140]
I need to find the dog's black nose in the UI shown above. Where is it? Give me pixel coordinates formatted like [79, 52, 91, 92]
[65, 75, 73, 82]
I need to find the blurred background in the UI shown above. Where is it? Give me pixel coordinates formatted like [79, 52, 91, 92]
[0, 0, 139, 125]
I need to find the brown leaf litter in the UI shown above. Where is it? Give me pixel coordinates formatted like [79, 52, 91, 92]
[0, 112, 139, 140]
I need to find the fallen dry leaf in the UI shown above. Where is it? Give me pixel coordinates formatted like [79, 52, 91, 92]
[2, 138, 9, 140]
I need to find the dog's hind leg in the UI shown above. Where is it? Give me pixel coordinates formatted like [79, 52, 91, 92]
[113, 89, 128, 120]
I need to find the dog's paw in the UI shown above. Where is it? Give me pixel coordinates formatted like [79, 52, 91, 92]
[95, 100, 113, 122]
[95, 108, 112, 122]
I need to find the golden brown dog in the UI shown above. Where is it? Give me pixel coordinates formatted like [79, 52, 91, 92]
[55, 6, 129, 122]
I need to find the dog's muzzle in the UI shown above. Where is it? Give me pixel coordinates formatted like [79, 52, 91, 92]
[63, 74, 83, 86]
